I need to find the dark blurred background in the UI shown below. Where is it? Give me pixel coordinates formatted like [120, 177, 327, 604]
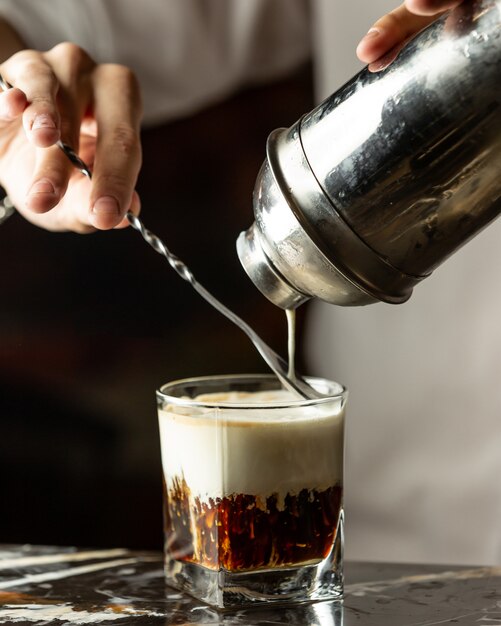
[0, 65, 313, 550]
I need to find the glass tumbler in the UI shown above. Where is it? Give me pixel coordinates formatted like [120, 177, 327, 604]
[157, 374, 346, 609]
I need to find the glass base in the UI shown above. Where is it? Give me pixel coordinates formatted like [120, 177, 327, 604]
[164, 514, 343, 609]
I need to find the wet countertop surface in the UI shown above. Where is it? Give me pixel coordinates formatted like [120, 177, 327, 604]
[1, 544, 501, 625]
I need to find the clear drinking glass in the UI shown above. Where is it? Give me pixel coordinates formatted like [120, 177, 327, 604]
[156, 374, 347, 609]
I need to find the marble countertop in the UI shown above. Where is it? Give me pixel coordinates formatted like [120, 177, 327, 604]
[1, 544, 500, 625]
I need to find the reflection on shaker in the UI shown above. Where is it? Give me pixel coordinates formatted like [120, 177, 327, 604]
[238, 0, 501, 309]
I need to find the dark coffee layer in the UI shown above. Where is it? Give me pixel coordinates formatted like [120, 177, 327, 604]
[163, 476, 342, 572]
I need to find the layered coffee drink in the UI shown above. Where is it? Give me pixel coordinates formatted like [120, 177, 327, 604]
[157, 376, 345, 607]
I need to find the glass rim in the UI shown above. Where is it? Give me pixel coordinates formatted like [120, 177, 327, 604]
[156, 373, 347, 410]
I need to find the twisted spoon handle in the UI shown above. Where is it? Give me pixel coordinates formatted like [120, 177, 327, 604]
[124, 212, 311, 396]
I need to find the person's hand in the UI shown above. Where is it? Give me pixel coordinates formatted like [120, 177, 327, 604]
[0, 42, 142, 233]
[356, 0, 463, 71]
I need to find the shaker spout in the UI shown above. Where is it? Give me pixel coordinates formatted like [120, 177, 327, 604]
[237, 224, 310, 310]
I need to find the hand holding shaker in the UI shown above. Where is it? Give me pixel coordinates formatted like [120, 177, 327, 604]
[237, 0, 501, 309]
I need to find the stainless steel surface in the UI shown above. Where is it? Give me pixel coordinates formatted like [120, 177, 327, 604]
[0, 73, 320, 399]
[239, 0, 501, 308]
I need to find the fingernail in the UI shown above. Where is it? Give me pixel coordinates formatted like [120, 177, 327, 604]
[362, 27, 381, 40]
[32, 114, 56, 131]
[29, 179, 55, 195]
[369, 60, 387, 72]
[92, 196, 120, 216]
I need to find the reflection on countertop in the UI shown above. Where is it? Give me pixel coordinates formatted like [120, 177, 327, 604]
[0, 544, 501, 625]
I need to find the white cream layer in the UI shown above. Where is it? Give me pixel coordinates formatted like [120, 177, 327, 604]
[158, 389, 344, 503]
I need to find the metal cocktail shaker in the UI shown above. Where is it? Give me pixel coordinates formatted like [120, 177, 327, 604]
[237, 0, 501, 309]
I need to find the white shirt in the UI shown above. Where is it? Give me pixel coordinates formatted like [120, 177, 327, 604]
[0, 0, 311, 125]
